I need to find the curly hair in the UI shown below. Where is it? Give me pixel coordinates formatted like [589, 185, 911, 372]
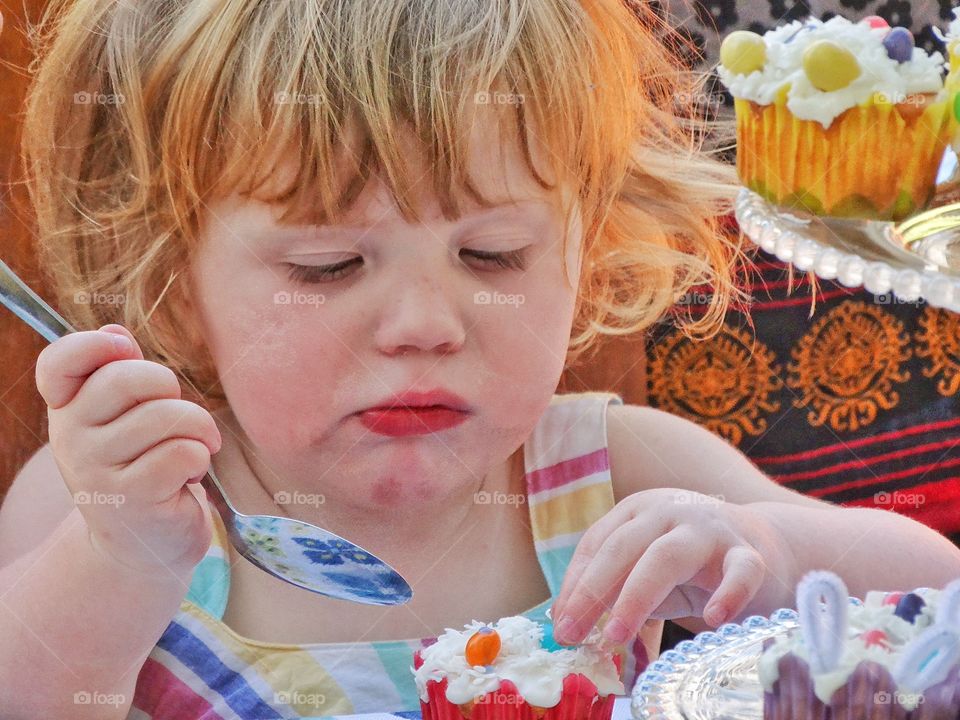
[20, 0, 743, 406]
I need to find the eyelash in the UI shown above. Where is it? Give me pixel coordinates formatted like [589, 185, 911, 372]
[284, 248, 527, 284]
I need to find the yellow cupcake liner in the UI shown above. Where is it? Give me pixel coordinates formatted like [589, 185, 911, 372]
[735, 93, 951, 221]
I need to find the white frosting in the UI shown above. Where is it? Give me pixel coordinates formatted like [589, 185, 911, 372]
[759, 589, 941, 712]
[718, 17, 945, 128]
[941, 8, 960, 88]
[944, 8, 960, 45]
[412, 616, 624, 707]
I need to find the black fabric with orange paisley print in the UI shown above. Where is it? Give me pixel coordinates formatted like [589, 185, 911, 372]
[647, 256, 960, 542]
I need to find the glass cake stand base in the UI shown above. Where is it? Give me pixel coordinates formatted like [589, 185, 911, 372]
[734, 188, 960, 314]
[630, 608, 798, 720]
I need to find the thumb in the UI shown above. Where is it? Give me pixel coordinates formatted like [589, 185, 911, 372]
[98, 324, 145, 360]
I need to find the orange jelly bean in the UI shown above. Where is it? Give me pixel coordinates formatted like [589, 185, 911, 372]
[465, 627, 501, 666]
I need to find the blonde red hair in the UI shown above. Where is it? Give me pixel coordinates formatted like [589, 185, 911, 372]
[21, 0, 742, 405]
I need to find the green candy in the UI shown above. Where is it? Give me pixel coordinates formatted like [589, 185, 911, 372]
[720, 31, 767, 75]
[802, 40, 860, 92]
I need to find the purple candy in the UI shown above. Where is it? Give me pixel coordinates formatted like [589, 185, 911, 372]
[895, 592, 926, 623]
[883, 27, 914, 63]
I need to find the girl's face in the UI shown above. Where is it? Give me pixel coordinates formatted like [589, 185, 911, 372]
[189, 118, 583, 511]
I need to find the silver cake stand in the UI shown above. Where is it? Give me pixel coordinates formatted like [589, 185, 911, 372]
[734, 151, 960, 315]
[630, 600, 863, 720]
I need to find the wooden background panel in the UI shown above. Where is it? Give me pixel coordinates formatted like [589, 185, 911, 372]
[0, 1, 51, 499]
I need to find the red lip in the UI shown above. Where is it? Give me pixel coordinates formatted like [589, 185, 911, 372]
[358, 389, 470, 437]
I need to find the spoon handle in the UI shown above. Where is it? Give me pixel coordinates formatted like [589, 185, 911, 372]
[0, 259, 75, 341]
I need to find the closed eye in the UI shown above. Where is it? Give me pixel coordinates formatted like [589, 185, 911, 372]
[285, 257, 362, 284]
[283, 247, 528, 285]
[460, 248, 527, 271]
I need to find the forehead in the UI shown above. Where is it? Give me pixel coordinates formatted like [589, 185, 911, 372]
[250, 106, 567, 227]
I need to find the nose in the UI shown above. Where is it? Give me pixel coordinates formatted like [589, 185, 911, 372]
[373, 271, 466, 357]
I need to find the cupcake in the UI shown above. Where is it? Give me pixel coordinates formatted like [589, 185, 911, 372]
[411, 616, 624, 720]
[718, 16, 951, 221]
[759, 570, 960, 720]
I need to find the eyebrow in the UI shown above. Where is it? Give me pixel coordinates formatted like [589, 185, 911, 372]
[271, 198, 555, 240]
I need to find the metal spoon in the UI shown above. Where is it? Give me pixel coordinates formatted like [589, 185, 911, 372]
[0, 258, 412, 605]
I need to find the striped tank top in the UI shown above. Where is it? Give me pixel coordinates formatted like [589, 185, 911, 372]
[130, 391, 661, 719]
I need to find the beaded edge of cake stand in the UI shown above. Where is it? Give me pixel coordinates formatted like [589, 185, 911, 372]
[629, 601, 864, 720]
[734, 188, 960, 313]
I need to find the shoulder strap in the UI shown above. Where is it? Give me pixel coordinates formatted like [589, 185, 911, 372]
[523, 391, 624, 597]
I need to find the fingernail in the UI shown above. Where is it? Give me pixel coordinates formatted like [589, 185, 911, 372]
[555, 617, 576, 644]
[108, 333, 132, 353]
[603, 617, 630, 646]
[706, 604, 728, 626]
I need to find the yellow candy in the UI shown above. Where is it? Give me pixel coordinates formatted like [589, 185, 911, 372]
[720, 31, 767, 75]
[949, 40, 960, 74]
[802, 40, 860, 92]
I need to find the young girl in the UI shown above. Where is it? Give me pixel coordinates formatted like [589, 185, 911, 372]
[2, 1, 959, 718]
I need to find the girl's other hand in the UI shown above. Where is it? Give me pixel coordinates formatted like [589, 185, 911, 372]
[35, 324, 222, 575]
[550, 488, 775, 647]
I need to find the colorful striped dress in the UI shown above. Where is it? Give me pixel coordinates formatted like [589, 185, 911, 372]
[130, 391, 660, 719]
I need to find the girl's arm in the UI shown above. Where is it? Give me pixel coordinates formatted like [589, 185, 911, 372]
[551, 404, 960, 646]
[0, 453, 194, 720]
[604, 404, 960, 630]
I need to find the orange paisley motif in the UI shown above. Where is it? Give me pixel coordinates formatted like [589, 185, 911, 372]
[648, 324, 782, 445]
[915, 307, 960, 397]
[787, 302, 911, 433]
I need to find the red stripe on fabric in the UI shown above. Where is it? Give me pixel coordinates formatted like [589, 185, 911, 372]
[525, 448, 610, 495]
[775, 439, 960, 484]
[133, 657, 224, 720]
[677, 287, 854, 314]
[686, 278, 815, 294]
[753, 262, 790, 271]
[749, 288, 856, 310]
[838, 478, 960, 534]
[755, 418, 960, 466]
[806, 457, 960, 498]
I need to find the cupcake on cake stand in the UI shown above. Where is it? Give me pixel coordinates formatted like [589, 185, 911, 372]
[631, 571, 960, 720]
[719, 13, 960, 314]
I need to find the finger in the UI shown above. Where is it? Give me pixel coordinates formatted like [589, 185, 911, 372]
[648, 585, 714, 620]
[99, 399, 221, 466]
[553, 517, 668, 645]
[701, 545, 767, 627]
[70, 359, 183, 426]
[552, 496, 670, 622]
[116, 438, 213, 505]
[99, 324, 145, 360]
[601, 527, 717, 646]
[36, 329, 137, 409]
